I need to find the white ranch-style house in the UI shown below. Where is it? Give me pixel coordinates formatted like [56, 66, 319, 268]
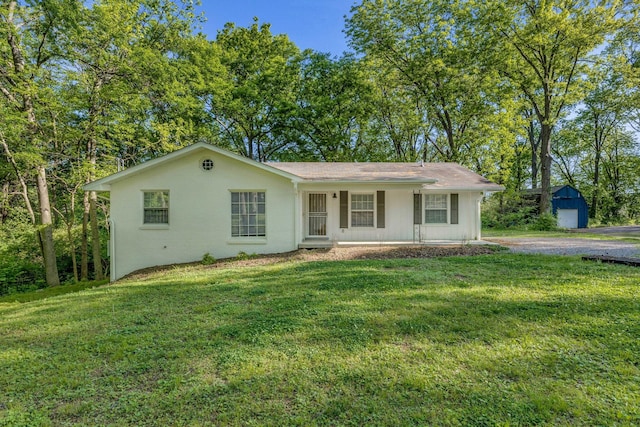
[85, 142, 504, 280]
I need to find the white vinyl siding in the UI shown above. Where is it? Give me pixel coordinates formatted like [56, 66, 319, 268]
[425, 194, 447, 224]
[351, 193, 374, 227]
[143, 191, 169, 224]
[231, 191, 266, 237]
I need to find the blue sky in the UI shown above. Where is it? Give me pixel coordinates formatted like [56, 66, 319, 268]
[195, 0, 355, 55]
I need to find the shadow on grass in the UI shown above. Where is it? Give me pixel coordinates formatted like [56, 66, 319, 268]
[1, 255, 639, 425]
[0, 279, 109, 304]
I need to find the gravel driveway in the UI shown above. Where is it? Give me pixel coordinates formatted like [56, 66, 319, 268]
[487, 237, 640, 258]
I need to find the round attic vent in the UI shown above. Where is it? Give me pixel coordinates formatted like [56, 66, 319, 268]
[201, 159, 214, 171]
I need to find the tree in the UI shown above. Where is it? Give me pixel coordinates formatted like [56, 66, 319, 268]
[346, 0, 508, 167]
[481, 0, 626, 213]
[291, 52, 376, 161]
[0, 0, 84, 286]
[600, 130, 639, 221]
[553, 61, 635, 221]
[207, 20, 301, 161]
[366, 59, 430, 162]
[606, 11, 640, 132]
[61, 0, 201, 280]
[2, 0, 203, 286]
[577, 72, 627, 219]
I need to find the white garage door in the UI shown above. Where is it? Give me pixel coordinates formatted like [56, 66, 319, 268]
[557, 209, 579, 229]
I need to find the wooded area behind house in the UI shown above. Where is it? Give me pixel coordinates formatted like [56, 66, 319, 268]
[1, 0, 639, 290]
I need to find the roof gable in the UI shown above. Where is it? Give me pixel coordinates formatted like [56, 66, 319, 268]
[84, 142, 301, 191]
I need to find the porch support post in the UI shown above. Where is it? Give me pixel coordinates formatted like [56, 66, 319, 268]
[292, 181, 300, 248]
[476, 192, 483, 241]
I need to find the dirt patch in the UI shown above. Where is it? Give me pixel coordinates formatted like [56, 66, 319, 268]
[124, 245, 498, 281]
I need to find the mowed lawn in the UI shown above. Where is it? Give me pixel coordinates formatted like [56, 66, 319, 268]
[1, 254, 639, 426]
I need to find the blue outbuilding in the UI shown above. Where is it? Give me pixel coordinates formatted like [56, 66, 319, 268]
[526, 185, 589, 229]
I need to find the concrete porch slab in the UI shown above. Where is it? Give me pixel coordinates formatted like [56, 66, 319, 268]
[299, 240, 498, 249]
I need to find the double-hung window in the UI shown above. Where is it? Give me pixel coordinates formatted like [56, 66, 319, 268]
[143, 191, 169, 224]
[425, 194, 447, 224]
[351, 193, 374, 227]
[231, 191, 266, 237]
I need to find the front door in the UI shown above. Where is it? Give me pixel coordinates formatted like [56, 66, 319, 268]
[308, 193, 328, 237]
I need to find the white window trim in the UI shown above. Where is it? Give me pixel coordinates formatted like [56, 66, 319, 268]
[140, 190, 170, 228]
[424, 193, 449, 225]
[229, 190, 267, 239]
[350, 192, 375, 228]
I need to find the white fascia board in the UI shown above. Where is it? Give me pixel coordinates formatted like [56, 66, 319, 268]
[421, 184, 506, 192]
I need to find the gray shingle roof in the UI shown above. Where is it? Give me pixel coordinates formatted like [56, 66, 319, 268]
[266, 162, 504, 191]
[523, 185, 567, 195]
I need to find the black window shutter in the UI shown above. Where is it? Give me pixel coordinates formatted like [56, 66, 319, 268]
[451, 193, 459, 224]
[340, 191, 348, 228]
[377, 191, 385, 228]
[413, 194, 422, 225]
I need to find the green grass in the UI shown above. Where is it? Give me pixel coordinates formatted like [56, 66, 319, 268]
[483, 227, 640, 241]
[0, 280, 109, 304]
[1, 254, 639, 426]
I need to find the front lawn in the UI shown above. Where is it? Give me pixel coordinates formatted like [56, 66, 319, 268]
[1, 254, 638, 425]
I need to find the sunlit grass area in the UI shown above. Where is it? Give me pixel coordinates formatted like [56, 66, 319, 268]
[1, 254, 639, 425]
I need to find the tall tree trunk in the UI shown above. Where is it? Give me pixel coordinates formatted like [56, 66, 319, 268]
[53, 202, 79, 283]
[528, 121, 539, 189]
[539, 123, 552, 214]
[36, 165, 60, 286]
[590, 120, 603, 219]
[81, 191, 89, 281]
[85, 111, 103, 280]
[591, 151, 601, 219]
[1, 181, 8, 224]
[67, 221, 78, 283]
[90, 191, 103, 280]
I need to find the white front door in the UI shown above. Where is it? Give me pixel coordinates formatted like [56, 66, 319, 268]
[557, 209, 579, 229]
[307, 193, 328, 237]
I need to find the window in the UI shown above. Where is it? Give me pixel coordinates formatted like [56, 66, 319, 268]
[425, 194, 447, 224]
[231, 192, 266, 237]
[351, 193, 374, 227]
[143, 191, 169, 224]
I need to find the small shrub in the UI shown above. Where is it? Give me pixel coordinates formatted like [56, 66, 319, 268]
[201, 253, 216, 265]
[530, 212, 558, 231]
[482, 194, 538, 229]
[235, 251, 257, 261]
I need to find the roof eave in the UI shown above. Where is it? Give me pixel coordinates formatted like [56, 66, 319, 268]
[83, 182, 111, 192]
[300, 179, 438, 184]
